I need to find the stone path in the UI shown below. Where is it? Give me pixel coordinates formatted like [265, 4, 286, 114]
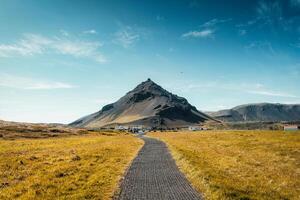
[117, 136, 202, 200]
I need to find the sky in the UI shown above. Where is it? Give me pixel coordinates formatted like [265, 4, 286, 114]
[1, 0, 300, 123]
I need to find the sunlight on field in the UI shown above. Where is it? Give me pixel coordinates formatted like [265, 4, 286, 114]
[149, 130, 300, 200]
[0, 132, 143, 200]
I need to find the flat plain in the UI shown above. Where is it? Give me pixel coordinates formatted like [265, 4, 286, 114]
[0, 127, 143, 200]
[149, 130, 300, 200]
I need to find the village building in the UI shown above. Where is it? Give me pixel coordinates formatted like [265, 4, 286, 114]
[188, 126, 203, 131]
[115, 125, 129, 131]
[283, 125, 299, 131]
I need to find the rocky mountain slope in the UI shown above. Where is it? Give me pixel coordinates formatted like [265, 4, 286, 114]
[70, 79, 216, 128]
[206, 103, 300, 122]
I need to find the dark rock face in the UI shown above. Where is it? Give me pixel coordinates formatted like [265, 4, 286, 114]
[207, 103, 300, 122]
[70, 79, 215, 128]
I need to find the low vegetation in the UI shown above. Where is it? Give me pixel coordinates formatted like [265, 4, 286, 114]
[0, 127, 143, 200]
[0, 120, 88, 139]
[149, 130, 300, 200]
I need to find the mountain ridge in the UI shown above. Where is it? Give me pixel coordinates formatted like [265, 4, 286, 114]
[206, 103, 300, 122]
[70, 79, 216, 128]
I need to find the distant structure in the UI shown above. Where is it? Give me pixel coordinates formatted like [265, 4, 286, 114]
[283, 125, 299, 131]
[188, 126, 206, 131]
[115, 125, 129, 131]
[114, 125, 149, 134]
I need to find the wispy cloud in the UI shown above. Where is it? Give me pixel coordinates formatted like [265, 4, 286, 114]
[245, 41, 276, 55]
[114, 26, 140, 48]
[168, 81, 298, 98]
[182, 18, 230, 39]
[0, 33, 106, 63]
[236, 18, 259, 29]
[182, 29, 214, 38]
[200, 18, 232, 28]
[256, 0, 282, 20]
[83, 29, 97, 34]
[247, 90, 297, 98]
[0, 74, 75, 90]
[237, 0, 299, 33]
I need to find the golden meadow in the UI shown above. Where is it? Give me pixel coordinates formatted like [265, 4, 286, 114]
[0, 131, 143, 200]
[1, 127, 299, 200]
[149, 130, 300, 200]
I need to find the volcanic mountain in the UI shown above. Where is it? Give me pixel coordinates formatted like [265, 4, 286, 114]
[206, 103, 300, 122]
[70, 79, 216, 128]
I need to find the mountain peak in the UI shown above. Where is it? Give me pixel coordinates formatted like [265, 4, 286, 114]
[132, 79, 166, 95]
[142, 78, 156, 86]
[70, 79, 215, 128]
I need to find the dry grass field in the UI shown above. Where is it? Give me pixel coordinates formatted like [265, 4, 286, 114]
[149, 130, 300, 200]
[0, 120, 89, 139]
[0, 127, 143, 200]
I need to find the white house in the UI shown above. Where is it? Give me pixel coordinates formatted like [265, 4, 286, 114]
[188, 126, 202, 131]
[284, 125, 299, 131]
[115, 125, 129, 130]
[129, 125, 146, 133]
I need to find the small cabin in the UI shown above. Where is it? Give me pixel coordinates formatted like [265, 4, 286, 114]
[283, 125, 299, 131]
[129, 125, 146, 133]
[115, 125, 129, 131]
[188, 126, 203, 131]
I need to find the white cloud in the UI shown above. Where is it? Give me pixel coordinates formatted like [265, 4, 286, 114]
[168, 80, 298, 98]
[236, 19, 258, 28]
[83, 29, 97, 34]
[0, 33, 106, 63]
[52, 39, 106, 62]
[256, 0, 282, 19]
[114, 26, 140, 48]
[236, 1, 295, 34]
[0, 34, 51, 57]
[0, 74, 75, 90]
[182, 18, 230, 39]
[245, 41, 276, 55]
[200, 18, 232, 28]
[182, 29, 214, 38]
[247, 90, 297, 98]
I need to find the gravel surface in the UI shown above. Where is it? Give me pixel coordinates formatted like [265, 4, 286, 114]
[117, 136, 202, 200]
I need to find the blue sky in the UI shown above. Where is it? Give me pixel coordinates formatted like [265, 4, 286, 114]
[1, 0, 300, 123]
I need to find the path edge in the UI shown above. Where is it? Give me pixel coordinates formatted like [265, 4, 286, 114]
[147, 135, 205, 200]
[112, 136, 145, 200]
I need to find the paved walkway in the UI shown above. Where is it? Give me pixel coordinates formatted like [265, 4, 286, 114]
[117, 136, 202, 200]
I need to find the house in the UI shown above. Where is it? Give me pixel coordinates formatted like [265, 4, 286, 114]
[129, 125, 145, 133]
[138, 130, 145, 135]
[115, 125, 129, 131]
[283, 125, 299, 131]
[188, 126, 202, 131]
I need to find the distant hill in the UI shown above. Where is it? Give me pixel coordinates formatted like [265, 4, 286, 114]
[70, 79, 216, 128]
[206, 103, 300, 122]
